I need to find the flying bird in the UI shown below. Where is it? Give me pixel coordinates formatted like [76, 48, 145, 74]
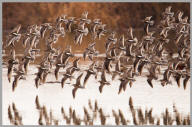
[72, 73, 84, 99]
[98, 70, 110, 93]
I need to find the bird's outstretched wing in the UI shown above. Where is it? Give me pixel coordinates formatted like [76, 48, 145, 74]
[83, 72, 91, 87]
[147, 78, 153, 88]
[183, 76, 190, 90]
[11, 24, 21, 34]
[61, 76, 68, 88]
[77, 73, 83, 86]
[72, 87, 78, 99]
[99, 83, 105, 93]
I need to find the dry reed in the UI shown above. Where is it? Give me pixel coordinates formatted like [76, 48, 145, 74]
[119, 109, 127, 125]
[35, 95, 41, 110]
[112, 109, 120, 125]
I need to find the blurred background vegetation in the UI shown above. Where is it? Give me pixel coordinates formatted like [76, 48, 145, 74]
[2, 2, 190, 54]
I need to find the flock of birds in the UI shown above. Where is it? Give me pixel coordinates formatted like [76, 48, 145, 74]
[4, 6, 190, 99]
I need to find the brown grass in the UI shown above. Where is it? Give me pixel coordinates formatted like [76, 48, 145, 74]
[119, 109, 127, 125]
[72, 110, 81, 125]
[8, 99, 190, 125]
[69, 106, 73, 119]
[42, 105, 49, 125]
[137, 108, 145, 125]
[112, 109, 120, 125]
[61, 107, 66, 118]
[156, 117, 160, 125]
[35, 95, 41, 110]
[38, 109, 43, 125]
[8, 105, 13, 124]
[148, 108, 154, 125]
[10, 103, 23, 125]
[99, 108, 106, 125]
[175, 112, 182, 125]
[88, 99, 93, 111]
[83, 106, 91, 125]
[144, 108, 148, 124]
[94, 99, 98, 112]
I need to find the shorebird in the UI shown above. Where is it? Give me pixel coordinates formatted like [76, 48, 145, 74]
[66, 17, 77, 32]
[118, 35, 126, 52]
[163, 6, 174, 18]
[55, 15, 68, 37]
[105, 32, 117, 51]
[95, 62, 104, 79]
[123, 67, 135, 89]
[103, 52, 114, 73]
[30, 25, 41, 48]
[72, 73, 84, 99]
[79, 11, 91, 24]
[146, 64, 159, 88]
[56, 14, 68, 25]
[172, 57, 185, 70]
[22, 29, 32, 47]
[12, 62, 25, 92]
[7, 49, 19, 83]
[155, 45, 165, 58]
[150, 56, 165, 74]
[137, 58, 150, 75]
[70, 58, 81, 75]
[160, 64, 173, 86]
[56, 21, 65, 38]
[42, 68, 51, 84]
[87, 49, 99, 61]
[112, 60, 122, 80]
[177, 23, 190, 37]
[35, 60, 50, 88]
[95, 24, 107, 40]
[22, 25, 40, 48]
[35, 66, 45, 89]
[181, 37, 190, 49]
[160, 27, 170, 39]
[83, 62, 96, 87]
[48, 30, 60, 44]
[133, 47, 145, 74]
[172, 70, 183, 88]
[61, 67, 74, 88]
[40, 23, 52, 38]
[98, 70, 110, 93]
[43, 52, 56, 69]
[180, 16, 189, 25]
[44, 42, 57, 55]
[178, 47, 186, 58]
[62, 46, 74, 66]
[22, 51, 35, 75]
[83, 42, 98, 61]
[22, 39, 37, 75]
[125, 41, 135, 58]
[143, 16, 154, 35]
[142, 31, 155, 51]
[176, 11, 184, 23]
[92, 19, 102, 36]
[184, 55, 190, 72]
[183, 71, 190, 90]
[74, 22, 89, 45]
[5, 24, 22, 48]
[109, 47, 119, 60]
[126, 27, 138, 45]
[118, 68, 135, 94]
[54, 51, 65, 80]
[44, 51, 56, 65]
